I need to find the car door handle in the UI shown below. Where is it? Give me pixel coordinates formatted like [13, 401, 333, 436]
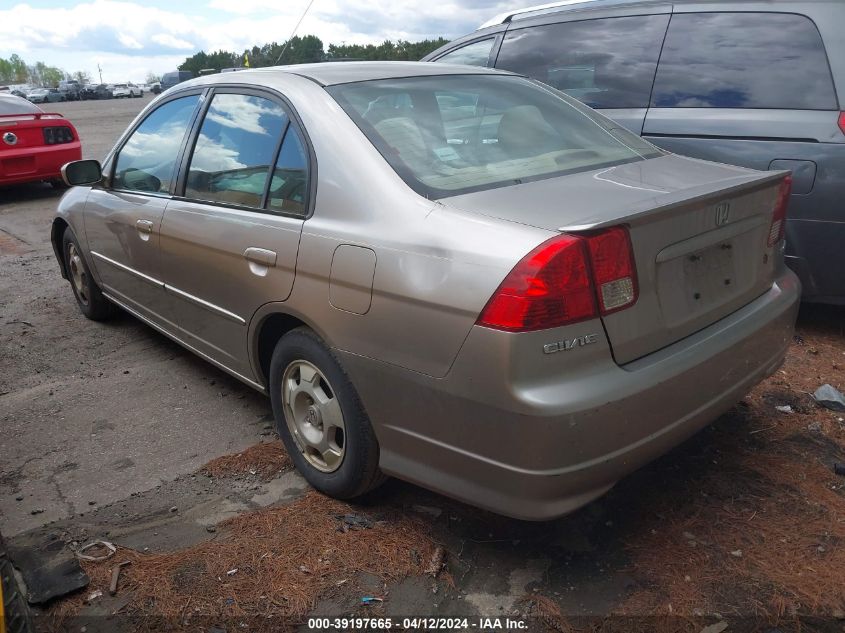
[244, 247, 277, 267]
[135, 219, 154, 234]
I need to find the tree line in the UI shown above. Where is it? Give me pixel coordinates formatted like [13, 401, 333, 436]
[0, 54, 92, 87]
[178, 35, 449, 76]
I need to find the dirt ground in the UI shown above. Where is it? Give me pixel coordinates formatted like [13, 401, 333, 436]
[2, 97, 845, 632]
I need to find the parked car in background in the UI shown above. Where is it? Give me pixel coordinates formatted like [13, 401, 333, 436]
[160, 70, 193, 91]
[54, 63, 798, 519]
[0, 94, 81, 188]
[112, 82, 143, 98]
[27, 88, 65, 103]
[81, 84, 113, 100]
[425, 0, 845, 304]
[150, 82, 162, 94]
[58, 79, 82, 101]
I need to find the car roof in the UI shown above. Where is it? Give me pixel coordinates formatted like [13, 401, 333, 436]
[480, 0, 839, 27]
[187, 61, 516, 88]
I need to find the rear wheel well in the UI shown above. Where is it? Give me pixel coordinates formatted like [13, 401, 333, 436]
[256, 313, 308, 387]
[51, 218, 70, 278]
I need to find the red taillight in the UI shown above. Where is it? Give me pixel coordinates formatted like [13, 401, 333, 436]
[584, 226, 638, 315]
[839, 112, 845, 136]
[767, 175, 792, 247]
[477, 227, 638, 333]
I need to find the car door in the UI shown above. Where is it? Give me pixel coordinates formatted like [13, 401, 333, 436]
[492, 9, 671, 135]
[642, 10, 844, 298]
[159, 89, 309, 380]
[84, 92, 202, 331]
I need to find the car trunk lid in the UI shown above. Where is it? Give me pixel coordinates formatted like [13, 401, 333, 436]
[442, 154, 788, 364]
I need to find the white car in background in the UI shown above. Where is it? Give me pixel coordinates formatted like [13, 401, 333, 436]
[112, 82, 142, 98]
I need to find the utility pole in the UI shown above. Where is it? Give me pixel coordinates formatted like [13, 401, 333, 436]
[98, 64, 103, 84]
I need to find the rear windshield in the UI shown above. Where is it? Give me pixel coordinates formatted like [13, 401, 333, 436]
[0, 96, 42, 115]
[328, 75, 662, 198]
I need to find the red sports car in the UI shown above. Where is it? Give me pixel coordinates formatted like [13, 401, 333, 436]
[0, 94, 82, 188]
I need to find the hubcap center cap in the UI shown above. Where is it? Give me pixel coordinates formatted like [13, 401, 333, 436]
[304, 405, 322, 428]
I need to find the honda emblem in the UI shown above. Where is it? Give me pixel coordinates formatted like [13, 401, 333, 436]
[715, 201, 731, 226]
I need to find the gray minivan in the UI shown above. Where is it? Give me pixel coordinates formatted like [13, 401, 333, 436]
[160, 70, 194, 91]
[426, 0, 845, 304]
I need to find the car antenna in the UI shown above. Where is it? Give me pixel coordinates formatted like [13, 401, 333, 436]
[275, 0, 317, 65]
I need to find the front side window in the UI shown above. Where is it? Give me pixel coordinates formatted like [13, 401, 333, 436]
[652, 13, 838, 110]
[113, 94, 200, 193]
[329, 75, 662, 198]
[495, 15, 669, 109]
[185, 93, 288, 207]
[435, 39, 495, 67]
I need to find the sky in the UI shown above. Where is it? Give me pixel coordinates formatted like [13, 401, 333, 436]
[0, 0, 512, 84]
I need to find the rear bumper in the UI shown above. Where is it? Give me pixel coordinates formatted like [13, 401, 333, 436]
[342, 269, 800, 520]
[0, 143, 81, 185]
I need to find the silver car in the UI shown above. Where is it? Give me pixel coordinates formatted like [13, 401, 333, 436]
[53, 62, 799, 520]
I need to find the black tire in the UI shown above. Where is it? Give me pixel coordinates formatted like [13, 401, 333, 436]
[62, 229, 114, 321]
[269, 327, 386, 499]
[49, 179, 68, 190]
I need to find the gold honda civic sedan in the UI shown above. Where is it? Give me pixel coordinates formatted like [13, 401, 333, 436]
[53, 62, 799, 519]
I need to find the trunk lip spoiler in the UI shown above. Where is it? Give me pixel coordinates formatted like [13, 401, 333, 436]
[559, 170, 791, 233]
[0, 112, 65, 120]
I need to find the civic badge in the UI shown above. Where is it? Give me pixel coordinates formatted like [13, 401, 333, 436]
[715, 201, 731, 226]
[2, 131, 17, 146]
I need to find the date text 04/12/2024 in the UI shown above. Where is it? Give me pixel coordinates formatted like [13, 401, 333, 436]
[306, 617, 528, 630]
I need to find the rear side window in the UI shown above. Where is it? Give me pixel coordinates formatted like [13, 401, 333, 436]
[185, 93, 289, 208]
[435, 39, 495, 67]
[495, 15, 669, 109]
[652, 13, 838, 110]
[113, 95, 200, 193]
[268, 127, 309, 215]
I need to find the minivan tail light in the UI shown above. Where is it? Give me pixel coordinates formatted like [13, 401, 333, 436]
[839, 112, 845, 136]
[585, 226, 638, 315]
[477, 226, 638, 333]
[767, 175, 793, 247]
[477, 235, 596, 332]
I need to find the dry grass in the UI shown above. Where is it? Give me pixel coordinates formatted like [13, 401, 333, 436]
[520, 594, 570, 631]
[617, 310, 845, 619]
[48, 492, 437, 631]
[201, 440, 291, 481]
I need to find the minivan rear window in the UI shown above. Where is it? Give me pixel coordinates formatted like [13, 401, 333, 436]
[495, 15, 670, 109]
[652, 12, 838, 110]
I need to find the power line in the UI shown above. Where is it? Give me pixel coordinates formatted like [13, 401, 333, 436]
[275, 0, 317, 65]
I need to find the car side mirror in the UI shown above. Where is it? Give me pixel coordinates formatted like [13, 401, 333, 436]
[62, 159, 102, 186]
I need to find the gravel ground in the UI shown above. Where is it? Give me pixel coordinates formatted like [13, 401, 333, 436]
[1, 95, 272, 537]
[2, 95, 844, 631]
